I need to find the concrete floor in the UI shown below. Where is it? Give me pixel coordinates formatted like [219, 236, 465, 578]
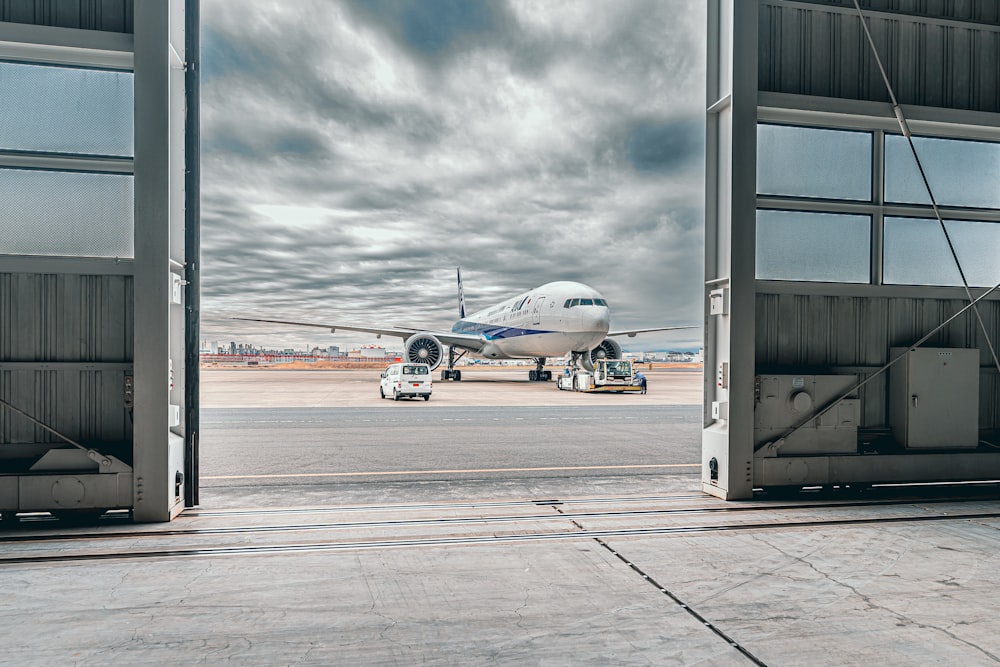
[4, 369, 1000, 665]
[5, 478, 1000, 666]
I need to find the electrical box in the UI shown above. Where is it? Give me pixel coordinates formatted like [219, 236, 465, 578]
[709, 287, 729, 315]
[754, 375, 859, 456]
[889, 348, 979, 449]
[170, 272, 183, 305]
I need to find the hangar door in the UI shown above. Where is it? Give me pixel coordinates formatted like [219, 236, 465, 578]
[0, 1, 199, 523]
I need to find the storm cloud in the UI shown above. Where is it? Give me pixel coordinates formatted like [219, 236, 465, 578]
[201, 0, 707, 353]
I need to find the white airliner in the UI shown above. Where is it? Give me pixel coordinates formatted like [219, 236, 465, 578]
[237, 269, 694, 381]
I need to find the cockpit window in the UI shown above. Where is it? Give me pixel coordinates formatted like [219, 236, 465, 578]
[564, 297, 607, 308]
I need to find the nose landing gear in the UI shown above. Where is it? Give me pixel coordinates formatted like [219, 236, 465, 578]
[528, 358, 551, 382]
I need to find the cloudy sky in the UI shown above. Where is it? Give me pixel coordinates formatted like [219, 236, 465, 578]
[200, 0, 707, 353]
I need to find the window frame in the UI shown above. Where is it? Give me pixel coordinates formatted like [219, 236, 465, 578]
[755, 118, 1000, 288]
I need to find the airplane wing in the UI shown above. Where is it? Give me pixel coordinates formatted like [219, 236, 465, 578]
[232, 317, 487, 352]
[608, 325, 698, 339]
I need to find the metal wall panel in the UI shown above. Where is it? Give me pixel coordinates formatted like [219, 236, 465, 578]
[0, 272, 132, 452]
[0, 0, 133, 33]
[807, 0, 1000, 24]
[0, 273, 132, 362]
[760, 0, 1000, 112]
[756, 292, 1000, 428]
[0, 369, 132, 449]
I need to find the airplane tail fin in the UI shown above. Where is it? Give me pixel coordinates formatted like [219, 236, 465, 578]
[457, 267, 466, 319]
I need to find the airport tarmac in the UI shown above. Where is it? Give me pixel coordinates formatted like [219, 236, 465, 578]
[199, 366, 703, 408]
[4, 368, 1000, 665]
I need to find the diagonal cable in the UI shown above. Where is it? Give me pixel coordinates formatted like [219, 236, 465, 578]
[852, 0, 1000, 376]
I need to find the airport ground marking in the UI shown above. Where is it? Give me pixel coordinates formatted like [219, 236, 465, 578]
[203, 463, 701, 480]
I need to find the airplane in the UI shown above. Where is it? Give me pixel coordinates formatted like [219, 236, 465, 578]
[235, 269, 695, 382]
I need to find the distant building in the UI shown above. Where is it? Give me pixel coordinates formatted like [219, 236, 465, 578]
[348, 345, 389, 359]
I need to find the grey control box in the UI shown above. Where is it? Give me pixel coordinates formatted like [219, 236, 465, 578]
[889, 348, 979, 449]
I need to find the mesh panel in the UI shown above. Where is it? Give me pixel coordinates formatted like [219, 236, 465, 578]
[886, 135, 1000, 209]
[757, 124, 872, 201]
[0, 168, 133, 258]
[884, 217, 1000, 287]
[756, 210, 871, 283]
[0, 62, 133, 157]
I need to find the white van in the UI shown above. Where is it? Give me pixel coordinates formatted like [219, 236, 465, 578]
[380, 363, 433, 401]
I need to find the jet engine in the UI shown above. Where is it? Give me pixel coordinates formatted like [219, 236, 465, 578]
[404, 333, 444, 370]
[580, 338, 622, 371]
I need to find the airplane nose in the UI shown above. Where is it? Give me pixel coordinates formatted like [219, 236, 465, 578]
[583, 307, 610, 333]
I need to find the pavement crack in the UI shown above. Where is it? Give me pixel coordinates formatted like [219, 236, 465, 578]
[512, 588, 531, 631]
[758, 535, 1000, 664]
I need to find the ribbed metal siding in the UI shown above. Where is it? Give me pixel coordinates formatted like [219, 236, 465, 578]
[0, 273, 133, 447]
[0, 370, 131, 447]
[759, 1, 1000, 113]
[756, 292, 1000, 429]
[806, 0, 1000, 24]
[0, 0, 133, 33]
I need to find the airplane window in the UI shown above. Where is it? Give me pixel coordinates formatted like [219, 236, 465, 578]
[564, 299, 572, 308]
[581, 298, 594, 306]
[594, 298, 607, 306]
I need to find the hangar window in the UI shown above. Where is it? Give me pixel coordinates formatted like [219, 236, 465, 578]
[757, 124, 872, 201]
[885, 135, 1000, 210]
[757, 119, 1000, 289]
[0, 168, 134, 258]
[756, 210, 870, 283]
[884, 217, 1000, 287]
[0, 62, 133, 157]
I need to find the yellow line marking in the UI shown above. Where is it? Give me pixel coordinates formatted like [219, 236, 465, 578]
[203, 463, 701, 480]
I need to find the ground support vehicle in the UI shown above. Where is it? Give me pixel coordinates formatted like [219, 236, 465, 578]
[380, 363, 433, 400]
[556, 359, 644, 393]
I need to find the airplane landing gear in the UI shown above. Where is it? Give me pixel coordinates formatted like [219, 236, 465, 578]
[442, 347, 465, 381]
[529, 358, 551, 382]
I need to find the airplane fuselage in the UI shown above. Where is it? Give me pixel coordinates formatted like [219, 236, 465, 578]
[451, 281, 610, 360]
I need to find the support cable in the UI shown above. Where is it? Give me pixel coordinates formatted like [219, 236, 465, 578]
[0, 396, 115, 467]
[0, 398, 87, 451]
[852, 0, 1000, 377]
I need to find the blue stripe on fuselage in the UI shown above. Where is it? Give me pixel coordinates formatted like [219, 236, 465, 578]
[452, 320, 553, 340]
